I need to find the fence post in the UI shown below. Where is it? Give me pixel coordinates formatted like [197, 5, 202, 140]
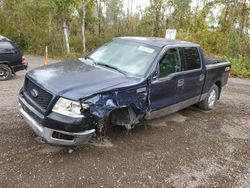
[44, 46, 48, 65]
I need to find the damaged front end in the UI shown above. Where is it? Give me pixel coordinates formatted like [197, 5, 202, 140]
[19, 84, 150, 147]
[19, 91, 97, 146]
[80, 86, 150, 140]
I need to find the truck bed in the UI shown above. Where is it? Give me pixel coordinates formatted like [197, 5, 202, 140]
[205, 56, 225, 65]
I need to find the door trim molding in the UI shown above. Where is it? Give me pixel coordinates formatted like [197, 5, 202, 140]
[145, 95, 200, 119]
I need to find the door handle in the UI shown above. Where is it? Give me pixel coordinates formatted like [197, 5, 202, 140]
[200, 74, 205, 81]
[177, 79, 184, 87]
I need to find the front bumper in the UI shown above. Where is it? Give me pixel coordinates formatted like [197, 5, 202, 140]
[20, 107, 95, 146]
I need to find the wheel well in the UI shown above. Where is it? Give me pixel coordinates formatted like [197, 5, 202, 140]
[110, 107, 137, 130]
[0, 61, 9, 64]
[0, 62, 9, 66]
[214, 80, 221, 99]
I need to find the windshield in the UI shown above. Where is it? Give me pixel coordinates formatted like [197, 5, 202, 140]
[88, 40, 160, 77]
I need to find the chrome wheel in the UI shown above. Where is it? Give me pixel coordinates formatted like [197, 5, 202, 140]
[0, 65, 12, 81]
[0, 67, 8, 79]
[198, 84, 219, 111]
[208, 89, 216, 108]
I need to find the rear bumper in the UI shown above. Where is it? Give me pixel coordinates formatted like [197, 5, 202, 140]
[20, 107, 95, 146]
[12, 63, 28, 72]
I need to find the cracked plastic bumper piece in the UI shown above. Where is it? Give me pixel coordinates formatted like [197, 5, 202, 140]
[20, 108, 95, 146]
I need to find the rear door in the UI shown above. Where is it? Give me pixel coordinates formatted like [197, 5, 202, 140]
[149, 47, 184, 111]
[179, 47, 205, 101]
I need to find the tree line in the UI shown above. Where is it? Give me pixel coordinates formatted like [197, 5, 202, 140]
[0, 0, 249, 77]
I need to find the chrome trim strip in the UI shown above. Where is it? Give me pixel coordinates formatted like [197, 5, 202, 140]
[206, 62, 231, 70]
[146, 96, 200, 119]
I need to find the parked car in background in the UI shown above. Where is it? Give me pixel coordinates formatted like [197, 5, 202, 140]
[19, 37, 231, 147]
[0, 35, 28, 81]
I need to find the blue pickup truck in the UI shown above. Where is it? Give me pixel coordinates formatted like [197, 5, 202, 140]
[19, 37, 231, 146]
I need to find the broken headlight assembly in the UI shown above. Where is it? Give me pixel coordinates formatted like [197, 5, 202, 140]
[52, 97, 89, 118]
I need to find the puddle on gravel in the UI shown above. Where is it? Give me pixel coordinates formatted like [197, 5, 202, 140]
[88, 139, 114, 148]
[147, 113, 188, 127]
[36, 139, 114, 154]
[165, 113, 188, 123]
[38, 146, 63, 154]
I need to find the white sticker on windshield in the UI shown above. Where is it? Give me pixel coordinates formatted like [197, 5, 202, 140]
[138, 46, 155, 53]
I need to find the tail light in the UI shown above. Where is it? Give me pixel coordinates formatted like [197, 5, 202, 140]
[22, 56, 26, 62]
[225, 66, 231, 79]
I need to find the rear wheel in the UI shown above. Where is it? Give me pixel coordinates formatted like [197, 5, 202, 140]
[198, 84, 219, 111]
[0, 64, 12, 81]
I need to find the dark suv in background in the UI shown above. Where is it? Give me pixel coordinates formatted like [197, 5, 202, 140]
[0, 35, 27, 81]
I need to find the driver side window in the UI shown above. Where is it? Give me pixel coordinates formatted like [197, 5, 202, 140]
[159, 48, 181, 78]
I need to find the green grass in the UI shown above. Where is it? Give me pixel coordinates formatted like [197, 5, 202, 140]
[227, 57, 250, 78]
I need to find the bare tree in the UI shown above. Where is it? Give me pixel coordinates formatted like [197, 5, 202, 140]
[127, 0, 130, 17]
[63, 21, 70, 54]
[97, 0, 102, 39]
[130, 0, 133, 15]
[238, 0, 249, 37]
[82, 0, 91, 55]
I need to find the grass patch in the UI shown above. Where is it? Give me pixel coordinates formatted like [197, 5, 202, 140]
[227, 57, 250, 78]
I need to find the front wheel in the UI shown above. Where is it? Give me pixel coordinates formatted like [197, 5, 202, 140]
[0, 64, 12, 81]
[198, 84, 219, 111]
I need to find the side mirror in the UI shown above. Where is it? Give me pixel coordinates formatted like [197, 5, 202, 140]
[151, 70, 158, 82]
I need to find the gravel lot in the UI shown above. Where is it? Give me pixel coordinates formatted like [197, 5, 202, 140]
[0, 56, 249, 188]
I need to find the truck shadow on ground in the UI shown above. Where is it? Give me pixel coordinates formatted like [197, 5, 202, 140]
[36, 105, 208, 154]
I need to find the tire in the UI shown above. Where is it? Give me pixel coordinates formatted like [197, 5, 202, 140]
[0, 64, 12, 81]
[198, 84, 219, 111]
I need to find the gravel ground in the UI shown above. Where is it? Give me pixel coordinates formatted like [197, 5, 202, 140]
[0, 56, 249, 188]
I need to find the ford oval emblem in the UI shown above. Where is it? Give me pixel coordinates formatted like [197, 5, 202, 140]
[30, 89, 39, 98]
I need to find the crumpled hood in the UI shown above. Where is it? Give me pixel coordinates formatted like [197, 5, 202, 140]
[27, 60, 143, 100]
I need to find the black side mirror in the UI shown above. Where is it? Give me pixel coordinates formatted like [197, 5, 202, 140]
[151, 70, 158, 82]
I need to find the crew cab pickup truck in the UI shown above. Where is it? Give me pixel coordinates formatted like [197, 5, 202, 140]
[19, 37, 231, 146]
[0, 35, 28, 80]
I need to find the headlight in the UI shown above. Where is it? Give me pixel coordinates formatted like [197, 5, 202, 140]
[52, 97, 89, 118]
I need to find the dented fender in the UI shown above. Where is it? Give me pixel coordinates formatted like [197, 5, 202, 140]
[81, 86, 150, 119]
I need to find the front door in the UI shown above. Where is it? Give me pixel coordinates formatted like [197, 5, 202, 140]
[149, 48, 184, 112]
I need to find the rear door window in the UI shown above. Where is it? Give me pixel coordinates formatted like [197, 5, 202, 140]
[0, 41, 16, 54]
[182, 47, 201, 70]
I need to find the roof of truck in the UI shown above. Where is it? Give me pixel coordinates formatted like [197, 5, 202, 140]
[116, 36, 200, 48]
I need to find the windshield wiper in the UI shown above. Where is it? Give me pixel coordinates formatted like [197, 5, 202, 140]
[85, 56, 97, 65]
[96, 63, 127, 75]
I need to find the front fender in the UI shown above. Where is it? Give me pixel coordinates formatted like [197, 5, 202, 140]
[82, 88, 149, 118]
